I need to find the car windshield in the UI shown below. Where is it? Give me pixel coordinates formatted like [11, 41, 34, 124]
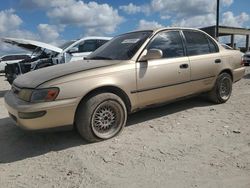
[59, 40, 76, 50]
[86, 31, 153, 60]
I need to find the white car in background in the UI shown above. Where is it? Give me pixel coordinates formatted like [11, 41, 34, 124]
[2, 36, 111, 83]
[0, 54, 31, 73]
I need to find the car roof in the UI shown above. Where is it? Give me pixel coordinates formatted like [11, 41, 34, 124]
[126, 27, 203, 35]
[77, 36, 112, 41]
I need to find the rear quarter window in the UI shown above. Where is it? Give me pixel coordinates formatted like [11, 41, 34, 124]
[207, 36, 219, 53]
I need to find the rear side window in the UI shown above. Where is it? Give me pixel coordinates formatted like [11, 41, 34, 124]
[183, 31, 210, 56]
[147, 31, 185, 58]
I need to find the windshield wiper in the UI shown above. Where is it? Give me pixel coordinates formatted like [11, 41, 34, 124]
[86, 56, 113, 60]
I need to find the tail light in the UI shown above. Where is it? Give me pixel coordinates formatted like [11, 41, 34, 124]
[241, 56, 246, 66]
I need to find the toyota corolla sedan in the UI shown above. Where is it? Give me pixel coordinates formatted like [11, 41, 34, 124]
[4, 28, 245, 142]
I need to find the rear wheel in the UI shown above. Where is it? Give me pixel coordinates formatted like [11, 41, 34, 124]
[75, 93, 127, 142]
[207, 72, 232, 104]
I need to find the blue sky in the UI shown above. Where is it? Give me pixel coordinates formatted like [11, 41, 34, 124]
[0, 0, 250, 54]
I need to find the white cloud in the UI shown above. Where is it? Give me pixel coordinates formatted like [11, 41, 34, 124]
[151, 0, 216, 18]
[137, 19, 163, 30]
[1, 1, 124, 55]
[119, 3, 142, 14]
[37, 24, 64, 43]
[121, 0, 218, 28]
[222, 0, 233, 7]
[20, 0, 124, 36]
[0, 9, 64, 55]
[121, 0, 216, 19]
[0, 9, 22, 33]
[0, 9, 37, 55]
[222, 11, 249, 27]
[19, 0, 75, 9]
[173, 13, 216, 28]
[47, 1, 123, 35]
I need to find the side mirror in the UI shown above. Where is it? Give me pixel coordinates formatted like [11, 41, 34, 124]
[138, 49, 163, 62]
[68, 47, 78, 54]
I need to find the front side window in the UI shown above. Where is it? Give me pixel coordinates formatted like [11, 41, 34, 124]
[87, 31, 153, 60]
[96, 40, 109, 48]
[147, 31, 185, 58]
[77, 40, 97, 53]
[183, 31, 210, 56]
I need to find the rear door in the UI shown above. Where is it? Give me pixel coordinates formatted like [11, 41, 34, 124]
[183, 30, 221, 92]
[136, 30, 191, 107]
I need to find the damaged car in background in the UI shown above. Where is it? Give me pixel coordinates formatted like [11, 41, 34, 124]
[0, 54, 32, 74]
[2, 36, 111, 84]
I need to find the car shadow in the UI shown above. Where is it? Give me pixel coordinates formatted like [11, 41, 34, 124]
[0, 90, 8, 98]
[0, 96, 213, 164]
[0, 117, 86, 163]
[127, 96, 212, 126]
[243, 73, 250, 79]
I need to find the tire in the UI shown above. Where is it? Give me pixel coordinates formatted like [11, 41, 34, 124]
[207, 72, 232, 104]
[75, 93, 127, 142]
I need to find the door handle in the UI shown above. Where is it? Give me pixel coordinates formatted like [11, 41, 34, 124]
[215, 59, 221, 63]
[179, 64, 189, 69]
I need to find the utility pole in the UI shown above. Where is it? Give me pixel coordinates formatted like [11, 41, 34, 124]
[216, 0, 220, 40]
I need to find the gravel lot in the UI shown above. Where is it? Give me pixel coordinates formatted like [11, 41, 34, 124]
[0, 68, 250, 188]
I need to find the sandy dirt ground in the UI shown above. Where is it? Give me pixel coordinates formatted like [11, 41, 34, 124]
[0, 69, 250, 188]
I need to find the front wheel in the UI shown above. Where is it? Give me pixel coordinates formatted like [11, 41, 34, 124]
[207, 72, 232, 104]
[75, 93, 127, 142]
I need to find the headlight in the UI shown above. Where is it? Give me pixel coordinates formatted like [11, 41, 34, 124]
[15, 88, 33, 102]
[30, 88, 59, 102]
[14, 87, 59, 102]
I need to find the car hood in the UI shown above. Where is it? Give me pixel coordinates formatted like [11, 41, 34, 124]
[13, 60, 122, 88]
[1, 37, 63, 53]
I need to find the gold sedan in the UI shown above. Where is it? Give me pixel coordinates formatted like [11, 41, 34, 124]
[4, 28, 245, 142]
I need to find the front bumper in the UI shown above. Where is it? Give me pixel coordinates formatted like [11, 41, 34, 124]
[4, 91, 80, 130]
